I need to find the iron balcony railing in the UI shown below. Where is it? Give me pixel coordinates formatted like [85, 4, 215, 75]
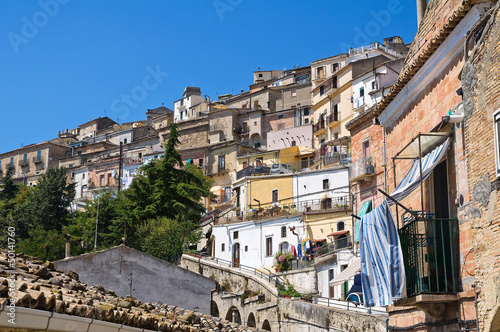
[314, 235, 353, 257]
[313, 120, 326, 133]
[350, 157, 375, 179]
[399, 217, 460, 297]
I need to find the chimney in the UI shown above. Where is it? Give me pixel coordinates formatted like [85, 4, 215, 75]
[416, 0, 427, 26]
[64, 234, 72, 258]
[241, 89, 244, 93]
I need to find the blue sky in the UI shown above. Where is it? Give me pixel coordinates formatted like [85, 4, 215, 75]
[0, 0, 418, 153]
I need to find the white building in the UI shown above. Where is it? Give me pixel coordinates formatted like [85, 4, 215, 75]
[315, 250, 359, 300]
[173, 87, 206, 122]
[211, 215, 304, 270]
[292, 166, 350, 210]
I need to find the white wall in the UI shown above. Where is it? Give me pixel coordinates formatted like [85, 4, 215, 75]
[316, 250, 358, 299]
[267, 125, 313, 150]
[292, 168, 349, 207]
[212, 216, 303, 270]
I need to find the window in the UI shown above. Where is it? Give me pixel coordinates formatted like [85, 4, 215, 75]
[243, 161, 248, 168]
[304, 118, 309, 125]
[218, 155, 225, 173]
[245, 246, 248, 252]
[362, 140, 370, 160]
[71, 172, 75, 179]
[100, 174, 105, 187]
[316, 66, 324, 79]
[360, 86, 365, 97]
[23, 153, 27, 164]
[291, 89, 297, 97]
[279, 242, 289, 252]
[259, 73, 263, 78]
[256, 157, 263, 165]
[332, 76, 338, 89]
[329, 269, 334, 281]
[323, 179, 329, 189]
[320, 86, 325, 95]
[180, 99, 184, 106]
[124, 138, 127, 144]
[233, 231, 239, 239]
[254, 100, 259, 109]
[495, 110, 500, 176]
[272, 189, 278, 203]
[337, 221, 345, 231]
[281, 226, 287, 238]
[372, 81, 377, 90]
[303, 108, 309, 116]
[254, 142, 261, 148]
[291, 140, 296, 146]
[278, 114, 284, 119]
[266, 237, 273, 256]
[82, 173, 85, 179]
[242, 104, 247, 109]
[139, 152, 142, 159]
[36, 150, 41, 161]
[333, 104, 339, 121]
[331, 63, 339, 73]
[221, 243, 225, 252]
[254, 121, 257, 126]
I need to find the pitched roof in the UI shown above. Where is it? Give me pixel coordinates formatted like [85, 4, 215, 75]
[0, 249, 250, 331]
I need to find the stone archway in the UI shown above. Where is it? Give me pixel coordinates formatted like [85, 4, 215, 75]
[210, 300, 219, 317]
[225, 306, 242, 324]
[247, 312, 256, 328]
[262, 319, 271, 331]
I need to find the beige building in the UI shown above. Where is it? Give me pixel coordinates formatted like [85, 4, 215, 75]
[0, 141, 70, 186]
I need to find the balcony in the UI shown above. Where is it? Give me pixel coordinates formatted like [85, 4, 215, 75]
[32, 157, 43, 165]
[18, 159, 29, 167]
[125, 158, 143, 166]
[314, 235, 353, 258]
[217, 166, 226, 174]
[313, 121, 326, 135]
[395, 216, 459, 306]
[326, 113, 340, 128]
[352, 97, 365, 112]
[216, 196, 351, 224]
[350, 158, 375, 182]
[313, 72, 326, 82]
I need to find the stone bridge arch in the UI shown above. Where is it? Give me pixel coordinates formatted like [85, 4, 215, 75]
[225, 305, 242, 324]
[262, 319, 272, 331]
[210, 300, 219, 317]
[247, 312, 256, 328]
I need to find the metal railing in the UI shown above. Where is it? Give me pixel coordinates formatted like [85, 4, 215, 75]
[399, 217, 459, 297]
[32, 157, 43, 164]
[314, 296, 388, 316]
[350, 157, 375, 179]
[313, 121, 326, 133]
[353, 97, 365, 110]
[217, 196, 351, 224]
[327, 112, 340, 124]
[184, 253, 284, 292]
[314, 236, 353, 257]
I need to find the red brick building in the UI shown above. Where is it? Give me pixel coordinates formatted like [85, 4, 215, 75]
[348, 1, 496, 330]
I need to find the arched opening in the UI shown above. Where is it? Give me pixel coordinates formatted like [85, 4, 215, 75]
[262, 319, 271, 331]
[232, 242, 240, 267]
[247, 312, 256, 328]
[279, 241, 289, 252]
[337, 221, 345, 231]
[225, 306, 241, 324]
[210, 300, 219, 317]
[321, 198, 332, 210]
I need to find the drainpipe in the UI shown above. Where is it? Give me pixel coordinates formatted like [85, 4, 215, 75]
[416, 0, 427, 26]
[383, 126, 388, 193]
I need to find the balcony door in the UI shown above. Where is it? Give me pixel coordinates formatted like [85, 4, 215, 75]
[232, 243, 240, 268]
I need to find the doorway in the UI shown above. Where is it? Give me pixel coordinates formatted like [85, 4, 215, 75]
[232, 243, 240, 268]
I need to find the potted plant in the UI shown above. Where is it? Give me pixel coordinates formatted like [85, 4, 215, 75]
[273, 251, 295, 272]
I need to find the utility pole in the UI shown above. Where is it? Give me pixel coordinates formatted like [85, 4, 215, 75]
[118, 141, 123, 192]
[94, 195, 100, 252]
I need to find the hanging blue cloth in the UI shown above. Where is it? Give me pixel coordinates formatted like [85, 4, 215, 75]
[360, 199, 406, 307]
[297, 243, 303, 258]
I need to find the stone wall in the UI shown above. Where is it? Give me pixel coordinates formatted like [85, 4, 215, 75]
[461, 2, 500, 331]
[277, 267, 317, 294]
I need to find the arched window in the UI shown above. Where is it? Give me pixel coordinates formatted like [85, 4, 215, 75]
[337, 221, 345, 231]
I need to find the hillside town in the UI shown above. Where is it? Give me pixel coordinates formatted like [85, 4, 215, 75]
[2, 0, 500, 331]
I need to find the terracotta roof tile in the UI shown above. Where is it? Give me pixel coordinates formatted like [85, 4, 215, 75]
[0, 251, 253, 331]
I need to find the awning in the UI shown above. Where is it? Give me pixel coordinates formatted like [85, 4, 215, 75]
[394, 132, 449, 159]
[296, 147, 315, 156]
[312, 238, 326, 242]
[327, 230, 348, 237]
[389, 137, 451, 204]
[329, 258, 361, 286]
[355, 200, 372, 242]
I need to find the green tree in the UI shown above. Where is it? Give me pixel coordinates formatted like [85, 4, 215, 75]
[137, 217, 202, 263]
[0, 165, 18, 201]
[120, 123, 212, 246]
[28, 167, 76, 231]
[17, 227, 65, 261]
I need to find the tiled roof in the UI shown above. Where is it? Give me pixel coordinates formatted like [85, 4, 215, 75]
[374, 0, 475, 115]
[0, 251, 253, 331]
